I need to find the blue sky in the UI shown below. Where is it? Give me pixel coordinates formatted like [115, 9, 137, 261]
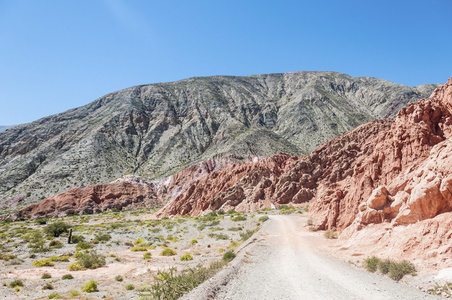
[0, 0, 451, 125]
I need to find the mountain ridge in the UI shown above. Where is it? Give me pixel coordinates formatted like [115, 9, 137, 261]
[0, 71, 440, 210]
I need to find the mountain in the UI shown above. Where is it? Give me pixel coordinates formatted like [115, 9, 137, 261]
[0, 126, 15, 133]
[0, 71, 439, 211]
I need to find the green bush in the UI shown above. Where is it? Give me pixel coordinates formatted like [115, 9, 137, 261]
[0, 252, 17, 261]
[44, 221, 70, 237]
[9, 279, 24, 288]
[180, 254, 193, 261]
[231, 216, 247, 222]
[388, 260, 416, 281]
[364, 256, 380, 273]
[71, 235, 84, 243]
[190, 239, 198, 244]
[47, 292, 61, 299]
[77, 251, 106, 269]
[68, 262, 84, 271]
[82, 279, 98, 293]
[143, 252, 152, 260]
[42, 282, 54, 290]
[222, 251, 236, 262]
[115, 275, 124, 282]
[49, 255, 69, 262]
[62, 274, 74, 280]
[48, 240, 63, 248]
[41, 273, 52, 279]
[240, 230, 255, 241]
[35, 219, 48, 225]
[160, 249, 177, 256]
[125, 283, 135, 290]
[258, 216, 269, 222]
[33, 258, 54, 267]
[75, 241, 94, 251]
[378, 259, 391, 274]
[131, 246, 148, 252]
[150, 261, 226, 299]
[68, 290, 80, 297]
[93, 233, 111, 244]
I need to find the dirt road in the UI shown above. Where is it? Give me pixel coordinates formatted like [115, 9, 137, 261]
[182, 215, 436, 300]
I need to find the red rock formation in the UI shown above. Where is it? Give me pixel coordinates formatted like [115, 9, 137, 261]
[1, 177, 161, 220]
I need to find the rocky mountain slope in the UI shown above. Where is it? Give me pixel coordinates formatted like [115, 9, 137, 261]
[0, 72, 438, 210]
[154, 76, 452, 267]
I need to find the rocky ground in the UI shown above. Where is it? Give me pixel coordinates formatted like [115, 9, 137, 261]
[0, 208, 271, 299]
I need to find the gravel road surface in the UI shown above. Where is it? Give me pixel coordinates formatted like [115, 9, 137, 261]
[182, 215, 437, 300]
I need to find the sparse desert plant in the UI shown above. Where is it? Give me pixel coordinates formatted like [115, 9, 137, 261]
[48, 292, 61, 299]
[388, 260, 416, 281]
[44, 221, 70, 237]
[32, 258, 54, 267]
[68, 290, 80, 297]
[71, 235, 84, 243]
[160, 248, 177, 256]
[9, 279, 24, 288]
[258, 216, 269, 222]
[190, 239, 198, 244]
[180, 254, 193, 261]
[323, 229, 337, 239]
[77, 251, 106, 269]
[7, 258, 24, 265]
[82, 279, 98, 293]
[35, 219, 48, 225]
[222, 251, 236, 262]
[231, 216, 247, 222]
[48, 240, 63, 248]
[240, 230, 255, 241]
[364, 256, 380, 273]
[131, 246, 148, 252]
[134, 237, 145, 245]
[62, 274, 74, 280]
[378, 259, 391, 274]
[150, 261, 226, 299]
[75, 241, 94, 251]
[68, 262, 84, 271]
[49, 255, 70, 262]
[42, 282, 54, 290]
[41, 273, 52, 279]
[93, 233, 111, 244]
[125, 283, 135, 290]
[0, 252, 17, 261]
[143, 252, 152, 260]
[115, 275, 124, 282]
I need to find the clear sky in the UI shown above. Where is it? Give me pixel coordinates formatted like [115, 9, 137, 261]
[0, 0, 451, 125]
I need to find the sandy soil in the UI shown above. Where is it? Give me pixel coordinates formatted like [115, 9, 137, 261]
[182, 214, 440, 300]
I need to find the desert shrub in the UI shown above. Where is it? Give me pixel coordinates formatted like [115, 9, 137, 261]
[75, 241, 93, 251]
[71, 235, 84, 243]
[180, 254, 193, 261]
[364, 256, 380, 273]
[135, 237, 145, 245]
[9, 279, 24, 288]
[143, 252, 152, 260]
[62, 274, 74, 280]
[222, 251, 236, 262]
[68, 262, 84, 271]
[131, 246, 148, 252]
[258, 216, 269, 222]
[160, 248, 177, 256]
[82, 279, 98, 293]
[0, 252, 17, 261]
[68, 290, 80, 297]
[44, 221, 70, 237]
[33, 258, 54, 267]
[35, 219, 48, 225]
[41, 273, 52, 279]
[388, 260, 416, 281]
[115, 275, 124, 282]
[428, 282, 452, 296]
[93, 233, 111, 244]
[42, 282, 54, 290]
[48, 292, 61, 299]
[240, 230, 255, 241]
[231, 216, 247, 222]
[378, 259, 391, 274]
[49, 255, 69, 262]
[228, 226, 242, 231]
[323, 229, 337, 239]
[77, 251, 106, 269]
[150, 262, 226, 299]
[48, 240, 63, 248]
[7, 258, 24, 265]
[125, 283, 135, 290]
[208, 233, 229, 240]
[190, 239, 198, 244]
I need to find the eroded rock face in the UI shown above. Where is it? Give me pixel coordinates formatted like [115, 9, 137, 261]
[1, 178, 161, 220]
